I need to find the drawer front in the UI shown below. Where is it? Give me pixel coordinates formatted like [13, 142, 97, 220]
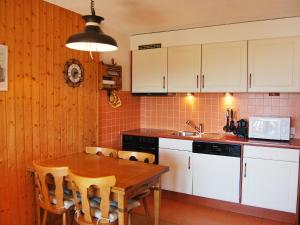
[159, 138, 192, 151]
[244, 145, 299, 163]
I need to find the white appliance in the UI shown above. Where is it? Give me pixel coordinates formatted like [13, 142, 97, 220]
[192, 142, 241, 203]
[249, 116, 290, 141]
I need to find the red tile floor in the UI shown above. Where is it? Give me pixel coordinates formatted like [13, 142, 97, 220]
[133, 195, 293, 225]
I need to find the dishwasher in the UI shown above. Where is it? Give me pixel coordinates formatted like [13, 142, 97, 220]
[192, 141, 241, 203]
[122, 135, 159, 164]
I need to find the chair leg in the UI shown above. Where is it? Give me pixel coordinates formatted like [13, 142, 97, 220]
[42, 210, 48, 225]
[36, 205, 41, 225]
[143, 198, 151, 225]
[67, 210, 72, 225]
[62, 213, 67, 225]
[128, 212, 132, 225]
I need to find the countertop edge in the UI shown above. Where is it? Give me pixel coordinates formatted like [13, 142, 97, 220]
[121, 129, 300, 150]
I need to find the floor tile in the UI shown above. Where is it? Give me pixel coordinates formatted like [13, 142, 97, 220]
[133, 194, 293, 225]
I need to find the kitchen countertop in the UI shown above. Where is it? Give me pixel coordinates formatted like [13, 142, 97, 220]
[121, 128, 300, 150]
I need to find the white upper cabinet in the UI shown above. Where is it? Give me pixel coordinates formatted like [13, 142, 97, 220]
[248, 37, 300, 92]
[168, 45, 201, 93]
[132, 48, 168, 93]
[201, 41, 247, 92]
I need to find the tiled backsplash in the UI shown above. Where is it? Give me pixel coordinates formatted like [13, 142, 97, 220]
[140, 93, 300, 138]
[99, 91, 140, 148]
[98, 92, 300, 148]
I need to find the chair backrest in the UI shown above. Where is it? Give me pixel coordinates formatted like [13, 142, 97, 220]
[118, 151, 155, 164]
[69, 172, 116, 224]
[85, 146, 118, 158]
[33, 161, 69, 209]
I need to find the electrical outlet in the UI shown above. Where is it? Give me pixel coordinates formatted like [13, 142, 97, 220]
[290, 127, 295, 138]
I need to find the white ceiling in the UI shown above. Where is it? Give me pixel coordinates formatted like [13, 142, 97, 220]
[45, 0, 300, 35]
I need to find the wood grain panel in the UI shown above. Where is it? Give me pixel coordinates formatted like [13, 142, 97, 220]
[0, 0, 99, 224]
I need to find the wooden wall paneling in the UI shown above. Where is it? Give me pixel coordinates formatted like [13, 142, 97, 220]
[73, 13, 80, 154]
[0, 0, 7, 178]
[46, 3, 54, 159]
[23, 1, 35, 224]
[83, 53, 91, 147]
[71, 12, 78, 155]
[91, 51, 99, 146]
[1, 1, 9, 225]
[86, 54, 98, 147]
[59, 8, 67, 157]
[39, 1, 48, 160]
[53, 4, 61, 158]
[31, 0, 41, 162]
[83, 53, 89, 148]
[0, 2, 8, 224]
[23, 0, 33, 167]
[65, 11, 73, 154]
[0, 0, 6, 147]
[77, 18, 85, 154]
[15, 1, 26, 224]
[6, 0, 18, 223]
[0, 1, 99, 224]
[93, 57, 99, 146]
[86, 56, 92, 147]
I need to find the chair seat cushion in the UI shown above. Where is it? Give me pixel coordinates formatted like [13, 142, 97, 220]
[90, 198, 118, 212]
[90, 206, 118, 223]
[48, 189, 79, 209]
[49, 195, 74, 209]
[90, 197, 141, 211]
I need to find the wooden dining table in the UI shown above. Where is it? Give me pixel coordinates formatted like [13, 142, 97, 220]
[28, 152, 169, 225]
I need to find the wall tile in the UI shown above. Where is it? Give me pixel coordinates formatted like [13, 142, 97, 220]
[99, 91, 140, 148]
[140, 93, 300, 138]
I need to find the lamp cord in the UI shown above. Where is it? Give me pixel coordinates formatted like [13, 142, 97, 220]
[91, 0, 95, 15]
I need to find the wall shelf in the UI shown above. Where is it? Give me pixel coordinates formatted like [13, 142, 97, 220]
[99, 59, 122, 91]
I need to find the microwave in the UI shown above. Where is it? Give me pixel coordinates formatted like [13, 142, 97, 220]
[249, 116, 291, 141]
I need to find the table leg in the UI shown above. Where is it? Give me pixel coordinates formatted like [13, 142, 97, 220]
[154, 178, 162, 225]
[118, 192, 128, 225]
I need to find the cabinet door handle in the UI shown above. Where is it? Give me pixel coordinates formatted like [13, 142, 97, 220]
[188, 156, 191, 170]
[163, 76, 166, 89]
[197, 75, 199, 89]
[249, 73, 252, 88]
[202, 74, 205, 88]
[244, 162, 247, 178]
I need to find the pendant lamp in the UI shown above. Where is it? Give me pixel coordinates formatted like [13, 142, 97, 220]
[66, 0, 118, 52]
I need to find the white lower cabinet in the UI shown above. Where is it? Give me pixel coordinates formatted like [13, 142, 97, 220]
[159, 138, 193, 194]
[192, 153, 240, 203]
[158, 138, 299, 213]
[242, 145, 299, 213]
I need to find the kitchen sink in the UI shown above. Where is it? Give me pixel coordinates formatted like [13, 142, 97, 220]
[171, 131, 224, 139]
[171, 131, 199, 137]
[200, 133, 223, 139]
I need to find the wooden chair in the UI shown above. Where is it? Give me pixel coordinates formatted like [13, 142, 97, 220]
[69, 171, 118, 225]
[117, 151, 155, 164]
[117, 151, 155, 225]
[33, 161, 74, 225]
[85, 147, 118, 158]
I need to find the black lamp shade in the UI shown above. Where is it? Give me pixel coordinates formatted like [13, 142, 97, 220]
[66, 15, 118, 52]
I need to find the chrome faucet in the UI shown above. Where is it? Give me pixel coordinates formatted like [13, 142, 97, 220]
[186, 120, 204, 134]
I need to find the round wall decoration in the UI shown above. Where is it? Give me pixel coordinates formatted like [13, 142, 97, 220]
[64, 58, 84, 87]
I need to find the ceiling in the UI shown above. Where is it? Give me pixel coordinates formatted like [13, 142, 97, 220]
[45, 0, 300, 35]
